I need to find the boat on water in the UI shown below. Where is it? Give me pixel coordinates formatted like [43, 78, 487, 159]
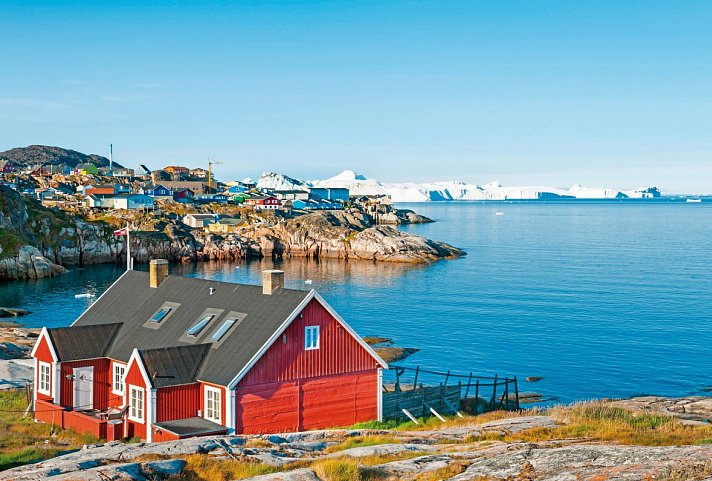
[686, 198, 702, 203]
[495, 212, 505, 216]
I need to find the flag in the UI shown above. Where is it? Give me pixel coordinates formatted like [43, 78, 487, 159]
[114, 227, 128, 236]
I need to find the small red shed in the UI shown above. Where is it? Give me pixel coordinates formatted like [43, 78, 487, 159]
[32, 263, 386, 442]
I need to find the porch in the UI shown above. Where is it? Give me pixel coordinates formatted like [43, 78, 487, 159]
[34, 399, 125, 441]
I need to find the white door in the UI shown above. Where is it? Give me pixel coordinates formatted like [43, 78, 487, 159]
[73, 366, 94, 411]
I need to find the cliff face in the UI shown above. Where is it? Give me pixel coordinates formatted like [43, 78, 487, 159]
[0, 145, 119, 169]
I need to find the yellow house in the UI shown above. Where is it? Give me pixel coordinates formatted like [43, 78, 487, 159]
[206, 217, 247, 234]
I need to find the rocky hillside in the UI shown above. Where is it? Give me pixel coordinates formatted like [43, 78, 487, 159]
[209, 209, 464, 263]
[4, 398, 712, 481]
[0, 145, 119, 169]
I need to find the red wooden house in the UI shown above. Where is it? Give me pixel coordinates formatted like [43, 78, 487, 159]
[32, 262, 386, 442]
[245, 195, 281, 210]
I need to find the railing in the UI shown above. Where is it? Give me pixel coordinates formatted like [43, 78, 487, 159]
[384, 365, 520, 413]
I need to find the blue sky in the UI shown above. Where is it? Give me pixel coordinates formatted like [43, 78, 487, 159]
[1, 1, 710, 193]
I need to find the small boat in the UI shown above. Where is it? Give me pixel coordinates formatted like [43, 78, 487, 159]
[304, 279, 313, 285]
[686, 198, 702, 203]
[495, 212, 504, 216]
[74, 293, 95, 299]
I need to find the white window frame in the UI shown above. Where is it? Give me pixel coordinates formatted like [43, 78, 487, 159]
[37, 361, 51, 396]
[128, 386, 144, 423]
[305, 325, 320, 351]
[112, 363, 126, 396]
[204, 386, 222, 424]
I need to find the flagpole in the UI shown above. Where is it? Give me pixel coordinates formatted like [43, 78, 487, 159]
[126, 224, 131, 271]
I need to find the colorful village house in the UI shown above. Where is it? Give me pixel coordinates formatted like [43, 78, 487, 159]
[32, 262, 387, 442]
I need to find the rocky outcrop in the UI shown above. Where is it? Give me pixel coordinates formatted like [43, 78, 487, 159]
[0, 245, 67, 280]
[5, 413, 712, 481]
[239, 210, 463, 263]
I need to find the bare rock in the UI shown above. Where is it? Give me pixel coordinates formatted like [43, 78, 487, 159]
[243, 469, 320, 481]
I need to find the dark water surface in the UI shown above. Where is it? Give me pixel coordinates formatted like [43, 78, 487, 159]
[2, 200, 711, 403]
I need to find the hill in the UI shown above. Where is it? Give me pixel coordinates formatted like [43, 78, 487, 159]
[0, 145, 121, 169]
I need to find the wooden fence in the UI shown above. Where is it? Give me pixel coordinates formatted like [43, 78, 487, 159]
[382, 365, 520, 421]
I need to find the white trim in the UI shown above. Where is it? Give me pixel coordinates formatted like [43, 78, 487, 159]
[377, 368, 383, 422]
[128, 385, 145, 424]
[227, 290, 387, 389]
[37, 361, 52, 396]
[30, 327, 59, 362]
[204, 385, 222, 425]
[127, 349, 153, 389]
[70, 269, 131, 327]
[32, 358, 38, 402]
[304, 325, 320, 350]
[148, 388, 156, 443]
[226, 389, 236, 434]
[112, 361, 127, 397]
[52, 362, 61, 404]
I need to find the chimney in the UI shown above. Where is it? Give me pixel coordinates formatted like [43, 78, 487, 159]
[149, 259, 169, 288]
[262, 270, 285, 295]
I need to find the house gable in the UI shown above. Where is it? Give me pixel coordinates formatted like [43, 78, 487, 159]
[234, 294, 386, 388]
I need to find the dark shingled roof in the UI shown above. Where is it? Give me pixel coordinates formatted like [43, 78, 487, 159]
[139, 344, 211, 388]
[71, 270, 311, 386]
[155, 417, 227, 437]
[47, 323, 122, 362]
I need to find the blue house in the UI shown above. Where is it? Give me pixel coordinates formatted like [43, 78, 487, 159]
[226, 185, 248, 195]
[149, 184, 174, 199]
[197, 194, 229, 204]
[309, 187, 350, 202]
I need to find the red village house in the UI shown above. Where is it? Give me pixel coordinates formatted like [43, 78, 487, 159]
[245, 195, 281, 211]
[32, 262, 386, 442]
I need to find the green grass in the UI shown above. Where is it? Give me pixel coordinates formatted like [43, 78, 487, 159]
[325, 434, 400, 453]
[0, 227, 26, 259]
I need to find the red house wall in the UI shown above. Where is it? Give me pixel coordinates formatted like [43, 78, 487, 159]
[33, 335, 54, 402]
[235, 298, 381, 433]
[124, 360, 148, 440]
[156, 383, 201, 423]
[60, 358, 111, 410]
[238, 299, 380, 386]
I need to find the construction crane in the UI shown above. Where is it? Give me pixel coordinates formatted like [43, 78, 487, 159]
[207, 158, 224, 193]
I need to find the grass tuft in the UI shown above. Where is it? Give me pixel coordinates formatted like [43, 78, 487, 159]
[325, 435, 400, 453]
[179, 454, 279, 481]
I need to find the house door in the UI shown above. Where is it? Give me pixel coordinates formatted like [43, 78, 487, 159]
[73, 366, 94, 411]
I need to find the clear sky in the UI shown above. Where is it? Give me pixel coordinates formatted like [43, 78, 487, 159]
[1, 1, 710, 193]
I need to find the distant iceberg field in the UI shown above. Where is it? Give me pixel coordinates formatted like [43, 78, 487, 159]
[257, 170, 661, 202]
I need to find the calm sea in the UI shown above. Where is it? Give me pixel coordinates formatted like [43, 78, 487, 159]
[2, 200, 711, 403]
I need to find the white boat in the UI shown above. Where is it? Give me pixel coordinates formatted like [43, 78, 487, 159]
[74, 293, 95, 299]
[495, 212, 504, 216]
[686, 198, 702, 203]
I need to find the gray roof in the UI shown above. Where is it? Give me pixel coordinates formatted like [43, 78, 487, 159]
[139, 344, 211, 388]
[155, 416, 227, 437]
[47, 323, 123, 361]
[72, 271, 311, 387]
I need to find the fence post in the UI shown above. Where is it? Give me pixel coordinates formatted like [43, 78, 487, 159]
[514, 376, 520, 410]
[464, 372, 473, 398]
[475, 380, 480, 414]
[413, 366, 420, 391]
[444, 369, 450, 386]
[395, 368, 401, 393]
[490, 374, 498, 408]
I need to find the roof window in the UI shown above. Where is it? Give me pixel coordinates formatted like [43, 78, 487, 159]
[186, 314, 215, 337]
[150, 307, 171, 323]
[210, 318, 239, 342]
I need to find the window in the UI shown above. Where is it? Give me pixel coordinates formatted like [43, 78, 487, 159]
[186, 314, 214, 337]
[38, 362, 51, 395]
[113, 363, 126, 394]
[205, 386, 221, 424]
[128, 386, 144, 423]
[210, 318, 237, 342]
[305, 326, 320, 350]
[150, 307, 171, 323]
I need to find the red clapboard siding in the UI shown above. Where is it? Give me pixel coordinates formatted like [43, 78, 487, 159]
[156, 383, 201, 423]
[236, 381, 300, 434]
[153, 428, 181, 443]
[235, 371, 378, 434]
[60, 359, 111, 410]
[300, 371, 377, 430]
[238, 299, 379, 387]
[33, 335, 54, 402]
[124, 360, 148, 440]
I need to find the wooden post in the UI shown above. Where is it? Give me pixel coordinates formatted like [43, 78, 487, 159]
[413, 366, 420, 391]
[444, 369, 450, 386]
[514, 376, 520, 410]
[490, 374, 498, 408]
[395, 368, 401, 393]
[464, 372, 473, 398]
[475, 380, 480, 414]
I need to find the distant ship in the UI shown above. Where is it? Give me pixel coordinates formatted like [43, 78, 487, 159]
[686, 198, 702, 203]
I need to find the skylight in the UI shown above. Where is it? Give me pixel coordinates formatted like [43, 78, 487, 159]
[210, 318, 237, 342]
[150, 307, 171, 323]
[186, 315, 214, 336]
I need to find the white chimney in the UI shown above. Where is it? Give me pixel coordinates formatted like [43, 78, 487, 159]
[262, 270, 285, 295]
